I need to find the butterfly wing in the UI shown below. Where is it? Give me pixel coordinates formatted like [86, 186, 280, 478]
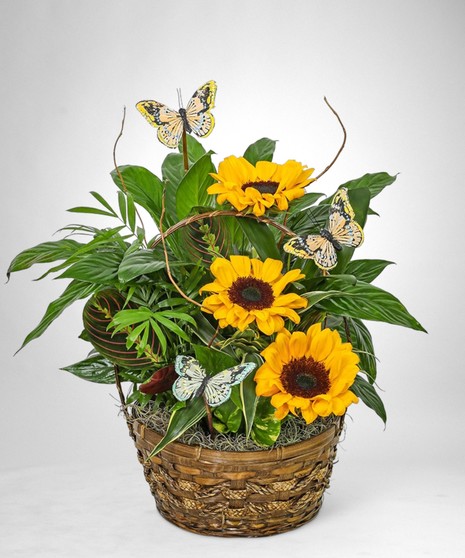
[136, 100, 183, 148]
[328, 209, 364, 249]
[185, 80, 217, 138]
[203, 362, 256, 407]
[331, 187, 355, 219]
[284, 235, 320, 259]
[172, 356, 206, 402]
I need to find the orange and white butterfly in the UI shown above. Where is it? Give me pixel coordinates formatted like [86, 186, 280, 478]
[136, 80, 217, 148]
[283, 187, 364, 270]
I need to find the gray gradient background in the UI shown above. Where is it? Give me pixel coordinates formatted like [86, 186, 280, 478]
[1, 1, 464, 556]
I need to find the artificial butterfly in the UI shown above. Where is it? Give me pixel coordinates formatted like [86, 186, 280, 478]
[172, 355, 256, 407]
[283, 187, 364, 270]
[136, 80, 217, 148]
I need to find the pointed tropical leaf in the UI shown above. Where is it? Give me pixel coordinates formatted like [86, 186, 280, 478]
[148, 397, 207, 456]
[243, 138, 277, 165]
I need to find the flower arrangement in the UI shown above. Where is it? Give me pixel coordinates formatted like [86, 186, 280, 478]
[8, 81, 425, 469]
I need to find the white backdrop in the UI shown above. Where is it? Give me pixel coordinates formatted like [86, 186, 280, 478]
[1, 1, 464, 557]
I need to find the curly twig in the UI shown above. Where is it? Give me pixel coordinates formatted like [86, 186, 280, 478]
[313, 97, 347, 181]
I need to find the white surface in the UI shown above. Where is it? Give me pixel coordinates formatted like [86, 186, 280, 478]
[1, 1, 465, 556]
[1, 456, 463, 558]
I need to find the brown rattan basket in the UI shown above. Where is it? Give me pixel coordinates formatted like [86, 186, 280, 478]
[131, 416, 344, 537]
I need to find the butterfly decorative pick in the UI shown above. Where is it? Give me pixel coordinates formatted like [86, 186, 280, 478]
[172, 355, 256, 407]
[284, 187, 364, 270]
[136, 80, 217, 148]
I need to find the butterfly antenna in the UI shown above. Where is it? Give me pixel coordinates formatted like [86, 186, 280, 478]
[177, 87, 184, 109]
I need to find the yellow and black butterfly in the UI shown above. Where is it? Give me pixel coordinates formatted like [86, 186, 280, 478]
[283, 187, 364, 270]
[136, 80, 217, 148]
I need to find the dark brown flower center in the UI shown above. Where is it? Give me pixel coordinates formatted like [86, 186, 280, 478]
[228, 276, 275, 310]
[241, 181, 279, 195]
[281, 357, 330, 398]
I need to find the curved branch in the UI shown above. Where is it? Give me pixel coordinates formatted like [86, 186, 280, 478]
[313, 97, 347, 181]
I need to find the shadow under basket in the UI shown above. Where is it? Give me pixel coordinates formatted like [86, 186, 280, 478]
[131, 415, 344, 537]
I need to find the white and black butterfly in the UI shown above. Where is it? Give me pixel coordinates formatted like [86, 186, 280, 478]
[283, 187, 364, 270]
[136, 80, 217, 148]
[172, 355, 256, 407]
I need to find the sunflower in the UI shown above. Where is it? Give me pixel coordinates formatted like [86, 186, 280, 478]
[254, 323, 359, 423]
[199, 255, 308, 335]
[208, 156, 315, 217]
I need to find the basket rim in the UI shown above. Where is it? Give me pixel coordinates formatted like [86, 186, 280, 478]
[133, 415, 343, 463]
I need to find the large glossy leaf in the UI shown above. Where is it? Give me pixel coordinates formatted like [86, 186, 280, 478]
[341, 172, 397, 199]
[148, 397, 207, 456]
[118, 249, 166, 283]
[345, 259, 394, 283]
[61, 354, 117, 384]
[337, 317, 377, 382]
[351, 375, 387, 423]
[237, 218, 281, 260]
[59, 251, 124, 283]
[317, 279, 426, 332]
[193, 344, 237, 373]
[212, 398, 242, 433]
[240, 353, 262, 438]
[250, 397, 281, 447]
[111, 165, 164, 221]
[7, 239, 83, 279]
[243, 138, 277, 165]
[18, 280, 96, 350]
[176, 152, 216, 220]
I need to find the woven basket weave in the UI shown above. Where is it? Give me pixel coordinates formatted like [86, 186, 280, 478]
[131, 416, 344, 537]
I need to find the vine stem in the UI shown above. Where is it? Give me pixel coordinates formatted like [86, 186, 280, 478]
[313, 97, 347, 181]
[159, 189, 202, 307]
[150, 210, 296, 250]
[113, 107, 147, 246]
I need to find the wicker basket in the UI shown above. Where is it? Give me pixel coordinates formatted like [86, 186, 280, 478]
[131, 416, 344, 537]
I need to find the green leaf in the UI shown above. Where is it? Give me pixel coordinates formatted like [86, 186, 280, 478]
[338, 317, 377, 382]
[351, 375, 387, 423]
[18, 280, 96, 350]
[59, 251, 124, 283]
[240, 353, 261, 438]
[111, 165, 164, 221]
[287, 192, 325, 215]
[213, 398, 243, 433]
[317, 280, 426, 332]
[117, 191, 127, 223]
[152, 314, 190, 343]
[193, 344, 237, 373]
[148, 397, 207, 456]
[61, 355, 117, 384]
[176, 152, 216, 220]
[90, 191, 118, 216]
[250, 397, 281, 447]
[243, 138, 277, 165]
[7, 239, 83, 279]
[345, 259, 395, 283]
[341, 172, 397, 199]
[117, 249, 166, 283]
[127, 193, 136, 232]
[67, 206, 116, 217]
[162, 153, 184, 188]
[237, 218, 281, 260]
